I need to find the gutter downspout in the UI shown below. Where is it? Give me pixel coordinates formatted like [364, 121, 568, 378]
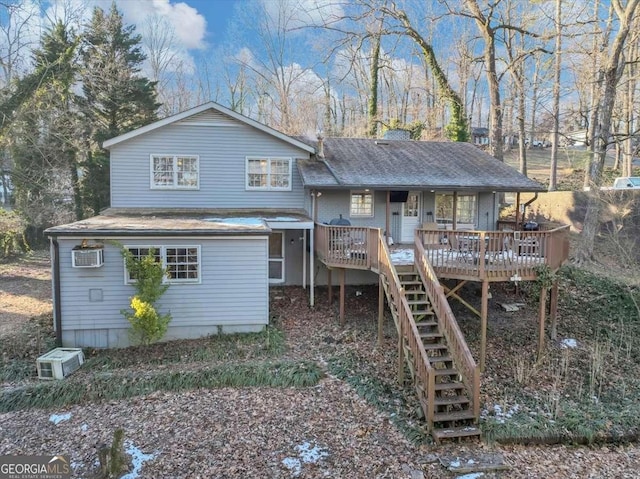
[522, 192, 539, 221]
[51, 238, 63, 346]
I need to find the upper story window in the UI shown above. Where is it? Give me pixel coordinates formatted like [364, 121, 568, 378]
[125, 246, 201, 284]
[350, 190, 374, 217]
[246, 157, 292, 191]
[151, 155, 199, 189]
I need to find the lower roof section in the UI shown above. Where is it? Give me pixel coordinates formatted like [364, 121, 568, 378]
[45, 208, 314, 237]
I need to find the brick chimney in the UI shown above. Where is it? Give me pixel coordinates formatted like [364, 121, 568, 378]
[383, 129, 411, 140]
[316, 135, 325, 159]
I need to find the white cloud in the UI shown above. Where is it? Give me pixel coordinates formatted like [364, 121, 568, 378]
[116, 0, 207, 50]
[42, 0, 207, 50]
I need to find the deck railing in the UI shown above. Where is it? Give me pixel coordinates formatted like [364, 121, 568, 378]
[417, 225, 570, 281]
[378, 232, 436, 428]
[414, 233, 480, 419]
[315, 223, 380, 271]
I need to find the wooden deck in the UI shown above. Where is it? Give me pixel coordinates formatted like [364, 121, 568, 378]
[315, 224, 570, 282]
[313, 222, 570, 440]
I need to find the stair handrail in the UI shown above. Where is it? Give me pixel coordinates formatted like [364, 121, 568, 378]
[378, 232, 437, 429]
[414, 232, 481, 421]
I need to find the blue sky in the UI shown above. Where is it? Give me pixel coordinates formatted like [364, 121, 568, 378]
[182, 0, 239, 43]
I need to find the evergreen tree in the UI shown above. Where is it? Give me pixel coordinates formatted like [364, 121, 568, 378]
[8, 21, 82, 234]
[80, 3, 159, 215]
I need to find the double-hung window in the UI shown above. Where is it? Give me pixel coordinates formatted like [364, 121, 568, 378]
[125, 246, 201, 284]
[435, 194, 477, 226]
[350, 191, 374, 217]
[150, 155, 199, 189]
[246, 157, 292, 190]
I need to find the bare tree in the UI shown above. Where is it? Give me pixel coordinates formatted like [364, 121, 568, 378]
[578, 0, 640, 263]
[548, 0, 562, 191]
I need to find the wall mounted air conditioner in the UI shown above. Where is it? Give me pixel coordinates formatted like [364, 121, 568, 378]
[72, 247, 104, 268]
[37, 348, 85, 380]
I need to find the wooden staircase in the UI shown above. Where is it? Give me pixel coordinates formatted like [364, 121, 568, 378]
[378, 233, 481, 441]
[396, 268, 480, 441]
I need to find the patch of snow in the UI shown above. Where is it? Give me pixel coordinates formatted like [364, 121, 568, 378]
[265, 216, 300, 222]
[296, 442, 329, 463]
[121, 441, 157, 479]
[450, 459, 461, 468]
[390, 248, 414, 264]
[81, 424, 88, 432]
[282, 457, 302, 477]
[204, 217, 265, 226]
[49, 413, 72, 425]
[560, 338, 578, 349]
[456, 473, 484, 479]
[283, 442, 329, 477]
[482, 403, 520, 424]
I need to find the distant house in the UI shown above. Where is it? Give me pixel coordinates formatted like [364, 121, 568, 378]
[564, 129, 588, 147]
[471, 127, 489, 146]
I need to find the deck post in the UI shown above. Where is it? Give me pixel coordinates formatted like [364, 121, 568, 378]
[538, 286, 548, 359]
[397, 308, 404, 384]
[378, 275, 384, 346]
[327, 268, 332, 305]
[309, 227, 315, 307]
[480, 280, 489, 372]
[385, 190, 391, 244]
[550, 281, 559, 340]
[452, 191, 458, 229]
[339, 268, 346, 325]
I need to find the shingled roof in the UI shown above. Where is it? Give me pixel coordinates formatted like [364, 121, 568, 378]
[296, 137, 544, 192]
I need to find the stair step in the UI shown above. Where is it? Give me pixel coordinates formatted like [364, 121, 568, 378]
[428, 355, 453, 363]
[434, 395, 470, 406]
[433, 368, 459, 377]
[423, 343, 448, 351]
[434, 410, 477, 422]
[416, 321, 438, 328]
[405, 290, 427, 296]
[408, 299, 430, 305]
[420, 332, 443, 340]
[411, 309, 435, 316]
[432, 425, 481, 441]
[434, 382, 466, 391]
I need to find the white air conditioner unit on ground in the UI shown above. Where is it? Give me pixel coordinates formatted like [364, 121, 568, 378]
[72, 247, 104, 268]
[37, 348, 85, 380]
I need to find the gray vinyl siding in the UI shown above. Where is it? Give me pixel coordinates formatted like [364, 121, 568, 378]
[110, 121, 311, 209]
[315, 190, 397, 233]
[57, 236, 268, 348]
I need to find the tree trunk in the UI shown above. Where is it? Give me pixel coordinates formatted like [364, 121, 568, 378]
[464, 0, 503, 160]
[367, 31, 381, 138]
[549, 0, 562, 191]
[577, 0, 640, 262]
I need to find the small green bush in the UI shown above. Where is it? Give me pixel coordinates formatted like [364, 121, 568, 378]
[121, 248, 171, 345]
[123, 296, 171, 346]
[0, 209, 29, 258]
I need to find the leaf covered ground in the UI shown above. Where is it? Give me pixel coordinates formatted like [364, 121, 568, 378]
[1, 253, 640, 478]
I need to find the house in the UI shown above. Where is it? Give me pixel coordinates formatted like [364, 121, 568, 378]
[471, 127, 489, 146]
[46, 101, 569, 440]
[46, 102, 317, 349]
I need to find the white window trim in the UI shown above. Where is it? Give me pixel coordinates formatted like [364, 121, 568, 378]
[435, 193, 478, 227]
[268, 232, 285, 284]
[149, 154, 200, 190]
[124, 245, 202, 285]
[245, 157, 293, 191]
[350, 190, 374, 217]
